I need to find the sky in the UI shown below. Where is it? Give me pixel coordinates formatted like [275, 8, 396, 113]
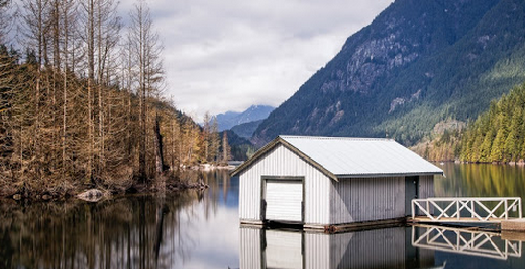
[118, 0, 393, 120]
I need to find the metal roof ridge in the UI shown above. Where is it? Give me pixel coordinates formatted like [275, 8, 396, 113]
[279, 135, 394, 141]
[230, 136, 339, 181]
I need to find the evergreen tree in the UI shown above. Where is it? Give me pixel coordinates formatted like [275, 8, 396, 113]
[490, 128, 506, 162]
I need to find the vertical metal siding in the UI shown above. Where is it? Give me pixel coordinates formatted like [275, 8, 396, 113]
[330, 228, 406, 268]
[239, 144, 331, 224]
[304, 228, 406, 268]
[239, 227, 262, 269]
[418, 175, 435, 199]
[330, 177, 405, 224]
[304, 232, 330, 269]
[418, 175, 435, 214]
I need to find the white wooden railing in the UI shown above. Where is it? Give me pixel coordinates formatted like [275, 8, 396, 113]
[412, 197, 522, 222]
[412, 224, 522, 260]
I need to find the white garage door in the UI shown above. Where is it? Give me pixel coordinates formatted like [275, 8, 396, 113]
[265, 180, 303, 222]
[265, 230, 303, 269]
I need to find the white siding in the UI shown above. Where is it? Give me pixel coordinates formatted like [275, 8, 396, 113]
[239, 144, 331, 225]
[330, 177, 405, 224]
[239, 227, 262, 269]
[304, 232, 331, 269]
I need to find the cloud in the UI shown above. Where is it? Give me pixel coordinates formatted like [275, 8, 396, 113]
[119, 0, 393, 120]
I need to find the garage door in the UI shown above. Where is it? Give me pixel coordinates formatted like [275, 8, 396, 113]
[265, 230, 303, 269]
[265, 180, 303, 222]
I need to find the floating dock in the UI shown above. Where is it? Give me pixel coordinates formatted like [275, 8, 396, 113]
[502, 218, 525, 231]
[410, 197, 525, 231]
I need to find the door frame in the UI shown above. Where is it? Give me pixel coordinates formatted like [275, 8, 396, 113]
[260, 176, 305, 223]
[405, 176, 420, 216]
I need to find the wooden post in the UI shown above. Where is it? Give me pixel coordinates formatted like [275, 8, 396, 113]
[456, 200, 460, 220]
[505, 199, 508, 220]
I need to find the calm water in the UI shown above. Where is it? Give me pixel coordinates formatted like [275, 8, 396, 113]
[2, 164, 525, 268]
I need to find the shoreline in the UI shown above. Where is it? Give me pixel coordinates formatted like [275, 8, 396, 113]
[429, 160, 525, 166]
[0, 164, 234, 202]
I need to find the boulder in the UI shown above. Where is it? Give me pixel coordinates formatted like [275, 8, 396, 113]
[77, 189, 106, 202]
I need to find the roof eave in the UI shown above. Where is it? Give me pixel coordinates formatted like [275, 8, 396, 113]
[335, 171, 444, 179]
[230, 136, 339, 181]
[230, 136, 282, 177]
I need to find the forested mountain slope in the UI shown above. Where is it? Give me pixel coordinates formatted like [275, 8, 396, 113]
[253, 0, 525, 146]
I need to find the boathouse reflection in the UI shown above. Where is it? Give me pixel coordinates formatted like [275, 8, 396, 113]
[239, 226, 435, 269]
[412, 224, 522, 260]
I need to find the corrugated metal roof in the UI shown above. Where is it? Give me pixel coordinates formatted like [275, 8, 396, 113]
[280, 136, 443, 177]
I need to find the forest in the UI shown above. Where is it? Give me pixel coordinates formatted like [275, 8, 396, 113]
[0, 0, 234, 199]
[414, 83, 525, 164]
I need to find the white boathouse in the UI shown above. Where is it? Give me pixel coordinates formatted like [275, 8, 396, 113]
[231, 135, 443, 230]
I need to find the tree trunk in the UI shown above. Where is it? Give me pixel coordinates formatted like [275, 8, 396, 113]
[154, 116, 164, 174]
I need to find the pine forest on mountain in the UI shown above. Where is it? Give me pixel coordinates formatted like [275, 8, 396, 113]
[414, 83, 525, 164]
[0, 0, 234, 199]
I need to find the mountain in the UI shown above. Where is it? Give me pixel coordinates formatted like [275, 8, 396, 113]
[216, 105, 274, 131]
[230, 120, 264, 138]
[224, 130, 257, 161]
[253, 0, 525, 147]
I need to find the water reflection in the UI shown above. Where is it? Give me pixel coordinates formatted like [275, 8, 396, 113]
[239, 224, 525, 269]
[239, 226, 435, 269]
[436, 163, 525, 198]
[412, 225, 522, 260]
[4, 165, 525, 269]
[0, 170, 239, 269]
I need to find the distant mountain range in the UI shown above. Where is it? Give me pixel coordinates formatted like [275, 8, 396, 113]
[215, 105, 274, 131]
[252, 0, 525, 147]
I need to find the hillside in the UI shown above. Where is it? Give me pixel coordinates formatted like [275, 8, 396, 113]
[216, 105, 274, 131]
[413, 83, 525, 163]
[230, 120, 263, 138]
[253, 0, 525, 146]
[460, 83, 525, 163]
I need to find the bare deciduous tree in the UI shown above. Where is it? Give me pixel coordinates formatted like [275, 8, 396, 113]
[128, 0, 164, 182]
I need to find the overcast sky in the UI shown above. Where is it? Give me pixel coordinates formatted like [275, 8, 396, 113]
[120, 0, 393, 119]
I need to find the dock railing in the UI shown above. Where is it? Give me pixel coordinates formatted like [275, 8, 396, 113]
[412, 224, 522, 260]
[412, 197, 522, 222]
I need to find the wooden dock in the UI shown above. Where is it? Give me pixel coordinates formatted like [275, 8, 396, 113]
[411, 216, 507, 224]
[411, 197, 525, 231]
[502, 218, 525, 231]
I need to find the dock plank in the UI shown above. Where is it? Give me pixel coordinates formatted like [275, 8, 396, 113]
[411, 216, 508, 224]
[501, 218, 525, 231]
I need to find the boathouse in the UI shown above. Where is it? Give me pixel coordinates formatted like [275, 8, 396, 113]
[231, 135, 443, 229]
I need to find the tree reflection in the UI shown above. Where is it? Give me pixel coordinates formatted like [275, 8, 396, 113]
[0, 170, 234, 269]
[435, 163, 525, 199]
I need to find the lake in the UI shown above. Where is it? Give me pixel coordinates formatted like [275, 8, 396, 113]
[1, 163, 525, 268]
